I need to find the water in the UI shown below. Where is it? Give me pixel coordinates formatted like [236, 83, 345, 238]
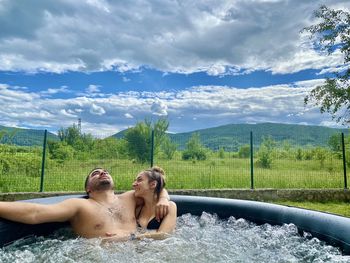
[1, 212, 350, 263]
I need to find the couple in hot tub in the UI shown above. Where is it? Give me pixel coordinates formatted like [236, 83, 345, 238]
[0, 166, 177, 241]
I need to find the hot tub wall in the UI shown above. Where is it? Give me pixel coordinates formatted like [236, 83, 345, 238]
[1, 194, 350, 255]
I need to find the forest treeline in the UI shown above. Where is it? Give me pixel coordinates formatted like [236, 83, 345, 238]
[0, 119, 348, 179]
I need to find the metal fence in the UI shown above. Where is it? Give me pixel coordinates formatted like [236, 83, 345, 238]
[0, 128, 348, 192]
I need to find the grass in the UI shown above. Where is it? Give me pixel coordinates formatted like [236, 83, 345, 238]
[0, 155, 347, 192]
[274, 201, 350, 218]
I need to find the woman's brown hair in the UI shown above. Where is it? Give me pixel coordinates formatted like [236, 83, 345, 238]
[143, 166, 166, 199]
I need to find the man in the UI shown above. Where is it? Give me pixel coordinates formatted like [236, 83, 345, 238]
[0, 168, 169, 239]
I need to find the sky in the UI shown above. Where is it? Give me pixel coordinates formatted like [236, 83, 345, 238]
[1, 0, 350, 137]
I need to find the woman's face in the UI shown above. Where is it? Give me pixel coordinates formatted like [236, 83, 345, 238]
[132, 172, 154, 197]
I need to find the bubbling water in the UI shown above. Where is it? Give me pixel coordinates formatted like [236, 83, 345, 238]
[1, 212, 350, 263]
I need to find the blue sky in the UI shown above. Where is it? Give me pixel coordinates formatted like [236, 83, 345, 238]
[0, 0, 349, 137]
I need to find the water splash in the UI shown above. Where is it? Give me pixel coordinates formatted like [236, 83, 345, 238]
[1, 213, 349, 263]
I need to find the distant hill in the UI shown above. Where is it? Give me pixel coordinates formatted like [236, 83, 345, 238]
[1, 122, 348, 150]
[113, 123, 349, 151]
[0, 125, 58, 146]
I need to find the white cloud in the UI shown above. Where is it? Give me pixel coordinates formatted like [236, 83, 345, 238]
[40, 85, 70, 96]
[151, 99, 168, 116]
[86, 84, 101, 93]
[90, 103, 105, 115]
[0, 0, 349, 75]
[124, 113, 133, 119]
[0, 80, 342, 136]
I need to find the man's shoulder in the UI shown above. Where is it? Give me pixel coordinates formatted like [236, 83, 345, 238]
[116, 191, 135, 201]
[61, 197, 89, 206]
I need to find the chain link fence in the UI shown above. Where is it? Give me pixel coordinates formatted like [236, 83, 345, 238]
[0, 128, 348, 192]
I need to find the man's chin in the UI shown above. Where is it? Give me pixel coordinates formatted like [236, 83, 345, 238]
[95, 181, 114, 191]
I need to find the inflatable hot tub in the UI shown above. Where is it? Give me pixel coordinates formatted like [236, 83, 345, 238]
[1, 195, 350, 254]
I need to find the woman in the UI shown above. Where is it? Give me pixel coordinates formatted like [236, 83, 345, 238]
[132, 166, 177, 238]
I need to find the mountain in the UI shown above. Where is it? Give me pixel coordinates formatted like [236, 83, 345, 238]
[1, 122, 347, 150]
[0, 125, 59, 146]
[113, 123, 349, 151]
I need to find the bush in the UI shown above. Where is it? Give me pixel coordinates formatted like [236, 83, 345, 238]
[256, 145, 273, 168]
[48, 141, 74, 163]
[182, 148, 207, 161]
[218, 147, 225, 159]
[238, 145, 250, 158]
[182, 133, 207, 161]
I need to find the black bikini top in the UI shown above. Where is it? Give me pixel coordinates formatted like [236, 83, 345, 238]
[137, 217, 162, 230]
[136, 206, 163, 230]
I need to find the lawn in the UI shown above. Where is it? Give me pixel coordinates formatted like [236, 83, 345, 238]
[274, 201, 350, 217]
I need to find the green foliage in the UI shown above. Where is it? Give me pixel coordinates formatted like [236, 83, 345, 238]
[161, 136, 177, 160]
[256, 136, 275, 168]
[303, 5, 350, 123]
[313, 147, 328, 168]
[296, 148, 303, 160]
[0, 146, 42, 178]
[328, 133, 342, 152]
[92, 137, 127, 159]
[125, 119, 169, 163]
[47, 141, 75, 163]
[182, 133, 207, 161]
[303, 149, 314, 160]
[58, 124, 94, 152]
[238, 144, 250, 158]
[218, 147, 225, 159]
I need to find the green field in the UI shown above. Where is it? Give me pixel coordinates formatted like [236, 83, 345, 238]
[0, 154, 346, 192]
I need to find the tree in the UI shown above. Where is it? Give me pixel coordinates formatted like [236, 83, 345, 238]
[238, 144, 250, 158]
[58, 124, 94, 152]
[218, 147, 225, 159]
[47, 141, 75, 163]
[256, 136, 275, 168]
[161, 136, 177, 160]
[303, 5, 350, 124]
[328, 133, 341, 152]
[58, 124, 80, 145]
[125, 119, 169, 163]
[182, 133, 207, 161]
[92, 137, 127, 159]
[296, 148, 303, 161]
[313, 147, 328, 168]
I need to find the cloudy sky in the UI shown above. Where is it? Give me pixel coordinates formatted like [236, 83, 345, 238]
[1, 0, 349, 137]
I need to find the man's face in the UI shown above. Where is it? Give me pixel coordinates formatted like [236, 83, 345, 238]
[86, 169, 114, 193]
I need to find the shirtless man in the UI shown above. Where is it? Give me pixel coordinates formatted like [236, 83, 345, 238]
[0, 168, 169, 239]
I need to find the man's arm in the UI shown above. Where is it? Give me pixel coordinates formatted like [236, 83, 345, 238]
[157, 201, 177, 233]
[155, 188, 170, 221]
[0, 198, 81, 224]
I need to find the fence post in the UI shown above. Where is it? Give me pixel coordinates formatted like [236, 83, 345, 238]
[40, 129, 47, 192]
[150, 129, 154, 168]
[250, 131, 254, 189]
[342, 132, 347, 189]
